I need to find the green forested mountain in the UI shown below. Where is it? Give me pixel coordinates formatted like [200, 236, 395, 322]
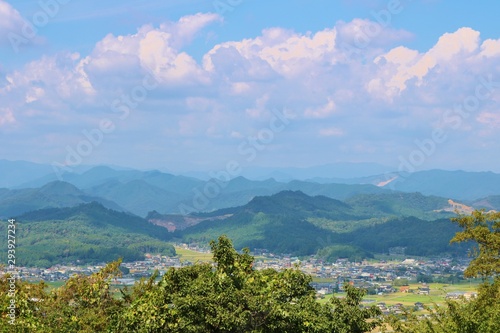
[180, 191, 467, 259]
[0, 183, 469, 265]
[0, 181, 125, 218]
[0, 202, 175, 267]
[345, 192, 453, 220]
[172, 177, 391, 214]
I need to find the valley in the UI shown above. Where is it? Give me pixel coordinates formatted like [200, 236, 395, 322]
[1, 161, 497, 268]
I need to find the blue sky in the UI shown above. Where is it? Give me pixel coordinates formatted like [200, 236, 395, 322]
[1, 0, 500, 174]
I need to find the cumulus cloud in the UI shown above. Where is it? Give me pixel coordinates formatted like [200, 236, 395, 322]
[203, 27, 338, 78]
[1, 52, 95, 113]
[479, 38, 500, 58]
[0, 1, 26, 45]
[2, 15, 500, 170]
[1, 13, 220, 113]
[371, 27, 500, 99]
[83, 12, 220, 90]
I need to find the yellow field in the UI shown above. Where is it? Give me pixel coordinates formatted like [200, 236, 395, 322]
[174, 247, 269, 263]
[319, 281, 479, 307]
[174, 246, 213, 263]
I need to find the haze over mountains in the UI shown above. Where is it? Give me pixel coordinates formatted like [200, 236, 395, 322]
[177, 190, 466, 258]
[1, 159, 498, 266]
[2, 160, 500, 217]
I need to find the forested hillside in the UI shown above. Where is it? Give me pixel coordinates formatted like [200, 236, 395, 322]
[2, 213, 499, 333]
[0, 203, 174, 267]
[180, 191, 467, 259]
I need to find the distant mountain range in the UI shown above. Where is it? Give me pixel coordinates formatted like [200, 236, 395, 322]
[235, 162, 395, 181]
[0, 190, 469, 266]
[0, 181, 124, 218]
[382, 170, 500, 200]
[2, 160, 500, 217]
[0, 160, 492, 267]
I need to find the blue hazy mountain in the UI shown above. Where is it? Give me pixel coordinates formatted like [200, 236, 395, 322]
[384, 170, 500, 200]
[0, 181, 124, 218]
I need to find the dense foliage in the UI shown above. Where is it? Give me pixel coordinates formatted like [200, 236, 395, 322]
[316, 245, 373, 263]
[0, 190, 469, 266]
[450, 210, 500, 278]
[180, 191, 467, 259]
[387, 210, 500, 333]
[1, 210, 499, 332]
[0, 203, 175, 267]
[1, 236, 381, 332]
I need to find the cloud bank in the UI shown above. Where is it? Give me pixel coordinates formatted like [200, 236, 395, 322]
[1, 11, 500, 171]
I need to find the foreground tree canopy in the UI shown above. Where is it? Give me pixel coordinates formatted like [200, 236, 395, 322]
[450, 210, 500, 278]
[388, 210, 500, 333]
[1, 236, 380, 332]
[1, 210, 499, 332]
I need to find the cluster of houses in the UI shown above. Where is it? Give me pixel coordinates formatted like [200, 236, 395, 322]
[0, 254, 186, 283]
[254, 254, 470, 294]
[1, 244, 477, 317]
[2, 244, 471, 296]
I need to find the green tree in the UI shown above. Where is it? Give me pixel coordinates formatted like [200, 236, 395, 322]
[450, 210, 500, 278]
[118, 235, 382, 332]
[0, 260, 124, 332]
[1, 236, 383, 332]
[323, 284, 381, 333]
[393, 278, 409, 287]
[388, 210, 500, 333]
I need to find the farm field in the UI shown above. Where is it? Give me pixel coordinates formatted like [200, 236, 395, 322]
[174, 246, 213, 263]
[319, 281, 479, 307]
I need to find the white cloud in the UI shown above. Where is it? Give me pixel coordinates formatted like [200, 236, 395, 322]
[2, 17, 500, 170]
[0, 107, 15, 126]
[372, 27, 483, 97]
[305, 98, 336, 119]
[83, 13, 219, 87]
[477, 112, 500, 128]
[245, 94, 270, 118]
[479, 39, 500, 58]
[335, 18, 413, 49]
[160, 12, 221, 49]
[1, 52, 95, 111]
[203, 27, 339, 78]
[319, 126, 344, 137]
[0, 1, 26, 45]
[1, 13, 220, 115]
